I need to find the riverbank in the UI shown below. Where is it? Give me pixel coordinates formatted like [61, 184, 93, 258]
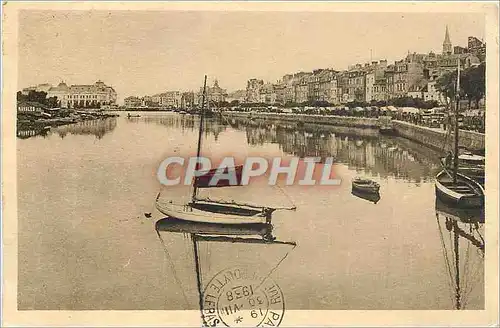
[17, 112, 119, 130]
[222, 111, 485, 152]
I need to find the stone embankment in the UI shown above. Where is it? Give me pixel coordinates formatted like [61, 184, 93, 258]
[222, 111, 485, 151]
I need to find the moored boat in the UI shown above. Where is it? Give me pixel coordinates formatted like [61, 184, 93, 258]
[352, 177, 380, 194]
[378, 116, 396, 135]
[435, 170, 484, 208]
[155, 76, 296, 225]
[434, 61, 485, 209]
[155, 216, 273, 236]
[435, 197, 484, 223]
[156, 194, 276, 225]
[351, 188, 380, 204]
[379, 126, 396, 135]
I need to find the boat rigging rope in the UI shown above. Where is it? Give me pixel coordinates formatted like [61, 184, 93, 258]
[436, 214, 457, 305]
[155, 228, 191, 309]
[255, 242, 297, 291]
[274, 183, 297, 209]
[461, 224, 484, 309]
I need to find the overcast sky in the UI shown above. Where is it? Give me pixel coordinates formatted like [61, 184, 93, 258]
[18, 11, 484, 102]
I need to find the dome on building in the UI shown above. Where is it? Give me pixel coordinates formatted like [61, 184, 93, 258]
[57, 81, 69, 89]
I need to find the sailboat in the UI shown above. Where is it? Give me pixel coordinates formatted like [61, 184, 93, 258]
[155, 75, 296, 224]
[155, 216, 296, 326]
[435, 198, 484, 309]
[435, 61, 484, 208]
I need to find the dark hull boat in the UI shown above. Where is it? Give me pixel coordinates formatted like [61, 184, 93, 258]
[435, 198, 484, 224]
[441, 155, 485, 186]
[379, 126, 396, 135]
[352, 177, 380, 194]
[435, 170, 484, 208]
[155, 217, 273, 237]
[351, 189, 380, 204]
[435, 61, 485, 210]
[458, 166, 485, 186]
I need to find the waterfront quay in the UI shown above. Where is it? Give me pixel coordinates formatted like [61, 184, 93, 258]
[222, 110, 485, 152]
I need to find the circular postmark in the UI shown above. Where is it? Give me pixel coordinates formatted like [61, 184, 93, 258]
[202, 266, 285, 327]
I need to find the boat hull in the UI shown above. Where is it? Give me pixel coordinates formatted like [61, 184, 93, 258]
[351, 189, 381, 204]
[435, 198, 484, 223]
[379, 127, 397, 136]
[156, 200, 269, 225]
[352, 179, 380, 194]
[435, 170, 484, 208]
[155, 217, 272, 235]
[458, 167, 485, 186]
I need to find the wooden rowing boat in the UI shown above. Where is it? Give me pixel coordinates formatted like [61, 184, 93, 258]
[434, 61, 485, 209]
[435, 170, 484, 208]
[352, 177, 380, 194]
[351, 188, 380, 204]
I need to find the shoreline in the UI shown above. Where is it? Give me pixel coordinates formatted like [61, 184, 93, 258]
[222, 111, 485, 152]
[17, 113, 119, 130]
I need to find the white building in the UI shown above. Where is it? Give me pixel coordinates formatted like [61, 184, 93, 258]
[159, 91, 182, 108]
[46, 80, 117, 109]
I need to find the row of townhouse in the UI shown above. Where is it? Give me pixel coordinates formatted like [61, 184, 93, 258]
[125, 80, 228, 108]
[245, 31, 485, 106]
[246, 51, 481, 106]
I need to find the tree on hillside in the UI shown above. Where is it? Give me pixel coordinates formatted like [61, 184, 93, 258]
[435, 63, 485, 110]
[461, 63, 485, 109]
[435, 70, 457, 109]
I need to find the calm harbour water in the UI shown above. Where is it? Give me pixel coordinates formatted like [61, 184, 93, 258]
[17, 112, 484, 311]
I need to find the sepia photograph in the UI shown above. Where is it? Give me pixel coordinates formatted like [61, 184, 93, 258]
[2, 2, 499, 327]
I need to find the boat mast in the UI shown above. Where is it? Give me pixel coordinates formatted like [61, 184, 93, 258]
[453, 60, 461, 184]
[191, 234, 208, 326]
[453, 221, 461, 309]
[192, 75, 208, 202]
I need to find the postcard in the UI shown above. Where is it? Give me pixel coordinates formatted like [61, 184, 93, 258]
[2, 2, 498, 327]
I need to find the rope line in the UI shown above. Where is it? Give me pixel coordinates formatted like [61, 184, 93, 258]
[155, 228, 191, 308]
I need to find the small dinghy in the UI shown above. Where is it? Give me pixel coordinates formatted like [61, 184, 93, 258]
[435, 170, 484, 208]
[352, 177, 380, 194]
[351, 189, 380, 204]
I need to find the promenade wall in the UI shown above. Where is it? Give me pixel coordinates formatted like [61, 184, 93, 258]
[392, 120, 485, 151]
[222, 111, 485, 151]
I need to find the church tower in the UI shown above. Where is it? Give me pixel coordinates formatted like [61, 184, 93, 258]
[442, 25, 452, 55]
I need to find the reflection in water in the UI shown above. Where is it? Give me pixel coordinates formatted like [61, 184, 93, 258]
[435, 199, 484, 309]
[239, 120, 441, 183]
[52, 118, 117, 139]
[17, 125, 51, 139]
[155, 217, 296, 320]
[17, 112, 485, 311]
[135, 114, 227, 142]
[139, 114, 442, 182]
[17, 118, 117, 140]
